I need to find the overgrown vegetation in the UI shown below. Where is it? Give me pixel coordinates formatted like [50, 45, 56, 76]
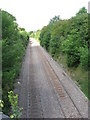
[8, 91, 22, 118]
[2, 10, 29, 114]
[39, 7, 89, 98]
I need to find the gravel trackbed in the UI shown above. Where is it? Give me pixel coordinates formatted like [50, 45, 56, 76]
[14, 38, 88, 118]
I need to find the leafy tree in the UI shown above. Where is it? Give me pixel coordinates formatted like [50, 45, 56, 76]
[29, 31, 33, 35]
[40, 7, 88, 69]
[50, 36, 60, 58]
[49, 15, 60, 24]
[39, 7, 89, 98]
[2, 10, 29, 114]
[76, 7, 87, 16]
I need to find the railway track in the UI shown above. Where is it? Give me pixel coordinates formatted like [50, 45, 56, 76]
[14, 38, 88, 118]
[37, 46, 82, 118]
[40, 46, 88, 118]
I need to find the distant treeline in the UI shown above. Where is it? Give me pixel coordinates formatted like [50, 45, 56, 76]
[39, 7, 89, 70]
[30, 30, 41, 41]
[1, 10, 29, 114]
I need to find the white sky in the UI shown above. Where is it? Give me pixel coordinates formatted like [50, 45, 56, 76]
[0, 0, 89, 32]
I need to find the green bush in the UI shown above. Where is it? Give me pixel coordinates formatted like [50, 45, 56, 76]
[8, 91, 23, 118]
[66, 47, 80, 67]
[80, 46, 89, 70]
[39, 7, 89, 98]
[2, 10, 29, 114]
[50, 36, 60, 57]
[40, 7, 88, 69]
